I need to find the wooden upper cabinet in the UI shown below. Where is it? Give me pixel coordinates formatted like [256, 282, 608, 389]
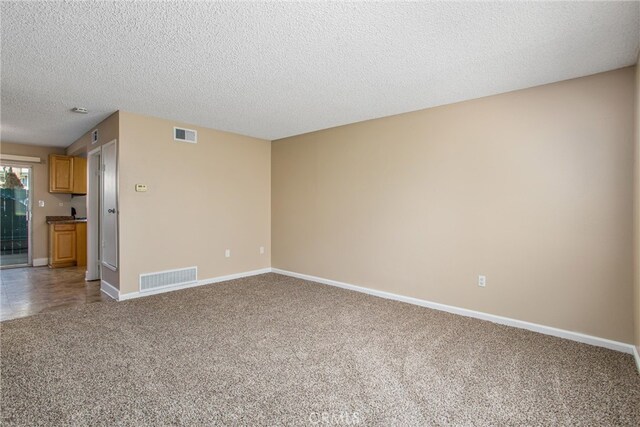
[49, 154, 87, 194]
[49, 154, 74, 193]
[72, 157, 87, 194]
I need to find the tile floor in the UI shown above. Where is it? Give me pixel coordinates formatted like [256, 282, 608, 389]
[0, 266, 113, 322]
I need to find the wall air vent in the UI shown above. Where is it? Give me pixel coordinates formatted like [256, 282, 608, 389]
[139, 266, 198, 292]
[174, 127, 197, 143]
[91, 129, 99, 144]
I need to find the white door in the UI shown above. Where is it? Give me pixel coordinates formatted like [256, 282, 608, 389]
[86, 149, 101, 280]
[101, 141, 118, 270]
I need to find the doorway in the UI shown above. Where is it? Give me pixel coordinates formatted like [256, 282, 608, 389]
[87, 148, 100, 280]
[0, 165, 32, 268]
[86, 140, 118, 282]
[101, 140, 118, 271]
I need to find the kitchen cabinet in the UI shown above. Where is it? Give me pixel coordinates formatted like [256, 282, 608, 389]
[48, 222, 87, 268]
[49, 155, 74, 193]
[49, 155, 87, 194]
[72, 157, 87, 195]
[49, 224, 76, 268]
[75, 222, 87, 267]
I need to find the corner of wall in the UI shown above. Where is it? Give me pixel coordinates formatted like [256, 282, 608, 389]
[64, 111, 121, 288]
[634, 58, 640, 360]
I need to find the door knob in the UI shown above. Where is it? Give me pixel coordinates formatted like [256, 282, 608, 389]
[108, 208, 116, 214]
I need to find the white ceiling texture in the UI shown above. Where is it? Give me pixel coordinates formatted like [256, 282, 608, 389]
[1, 1, 639, 147]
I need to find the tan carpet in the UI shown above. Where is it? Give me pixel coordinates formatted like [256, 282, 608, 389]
[1, 273, 639, 426]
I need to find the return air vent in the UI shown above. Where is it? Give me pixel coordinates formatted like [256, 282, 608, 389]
[174, 127, 197, 143]
[139, 267, 198, 292]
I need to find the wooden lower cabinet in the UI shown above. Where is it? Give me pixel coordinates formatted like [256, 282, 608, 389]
[48, 222, 87, 268]
[75, 222, 87, 267]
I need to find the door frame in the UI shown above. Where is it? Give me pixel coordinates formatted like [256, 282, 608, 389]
[100, 139, 118, 272]
[86, 147, 101, 280]
[0, 162, 33, 268]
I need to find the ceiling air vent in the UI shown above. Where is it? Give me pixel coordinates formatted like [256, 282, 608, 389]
[91, 129, 99, 144]
[174, 127, 197, 144]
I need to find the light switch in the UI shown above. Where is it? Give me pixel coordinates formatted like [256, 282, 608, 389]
[135, 184, 148, 192]
[38, 200, 45, 207]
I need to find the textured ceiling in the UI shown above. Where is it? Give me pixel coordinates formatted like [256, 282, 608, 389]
[1, 1, 639, 147]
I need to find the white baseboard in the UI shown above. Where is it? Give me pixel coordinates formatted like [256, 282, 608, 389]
[32, 258, 48, 267]
[271, 268, 635, 355]
[99, 265, 638, 363]
[117, 267, 272, 301]
[100, 280, 119, 300]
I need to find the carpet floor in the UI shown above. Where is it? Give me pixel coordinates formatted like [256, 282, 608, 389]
[1, 273, 639, 426]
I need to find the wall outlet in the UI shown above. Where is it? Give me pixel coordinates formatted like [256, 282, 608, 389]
[478, 275, 486, 287]
[58, 202, 64, 207]
[225, 249, 231, 258]
[260, 246, 265, 254]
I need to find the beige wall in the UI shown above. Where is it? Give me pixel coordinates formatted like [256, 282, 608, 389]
[117, 111, 271, 295]
[70, 195, 87, 218]
[272, 67, 636, 343]
[0, 142, 71, 262]
[66, 112, 120, 287]
[66, 111, 119, 157]
[634, 61, 640, 353]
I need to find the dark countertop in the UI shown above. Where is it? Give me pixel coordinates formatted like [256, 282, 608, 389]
[46, 216, 87, 224]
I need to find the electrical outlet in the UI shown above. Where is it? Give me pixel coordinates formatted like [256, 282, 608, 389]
[58, 202, 64, 207]
[260, 246, 265, 254]
[478, 275, 486, 287]
[225, 249, 231, 258]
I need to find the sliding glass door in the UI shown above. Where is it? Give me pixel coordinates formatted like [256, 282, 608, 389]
[0, 165, 31, 267]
